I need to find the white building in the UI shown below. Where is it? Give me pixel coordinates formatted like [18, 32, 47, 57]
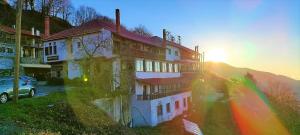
[43, 9, 204, 127]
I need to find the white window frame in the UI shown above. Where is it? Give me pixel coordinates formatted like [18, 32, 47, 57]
[135, 59, 144, 72]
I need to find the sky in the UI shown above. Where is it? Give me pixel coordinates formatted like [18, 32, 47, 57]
[72, 0, 300, 80]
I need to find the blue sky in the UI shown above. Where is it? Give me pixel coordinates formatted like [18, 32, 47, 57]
[72, 0, 300, 79]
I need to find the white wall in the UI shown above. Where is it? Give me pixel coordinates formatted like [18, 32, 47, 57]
[43, 39, 67, 63]
[67, 61, 81, 79]
[131, 91, 192, 127]
[166, 45, 180, 61]
[72, 29, 113, 60]
[43, 28, 113, 63]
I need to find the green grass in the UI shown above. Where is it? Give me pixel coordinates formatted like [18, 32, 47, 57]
[0, 89, 135, 135]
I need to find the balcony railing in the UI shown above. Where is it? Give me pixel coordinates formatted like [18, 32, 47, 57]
[136, 89, 190, 101]
[21, 57, 43, 64]
[115, 47, 165, 60]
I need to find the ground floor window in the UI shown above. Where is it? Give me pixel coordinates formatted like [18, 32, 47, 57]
[175, 100, 180, 110]
[166, 103, 170, 113]
[157, 104, 163, 116]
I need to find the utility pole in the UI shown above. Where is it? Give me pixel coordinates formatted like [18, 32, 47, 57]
[13, 0, 23, 103]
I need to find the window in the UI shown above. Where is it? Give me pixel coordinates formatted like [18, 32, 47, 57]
[146, 60, 153, 72]
[49, 43, 52, 55]
[45, 47, 49, 56]
[135, 59, 144, 71]
[0, 47, 5, 53]
[162, 62, 167, 72]
[7, 48, 13, 53]
[174, 64, 179, 72]
[183, 98, 186, 107]
[77, 42, 81, 49]
[157, 104, 163, 116]
[175, 50, 178, 56]
[175, 100, 180, 110]
[53, 45, 57, 55]
[168, 48, 171, 55]
[166, 103, 170, 113]
[168, 63, 173, 72]
[154, 61, 160, 72]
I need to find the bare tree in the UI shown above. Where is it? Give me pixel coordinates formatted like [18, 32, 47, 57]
[74, 6, 98, 26]
[131, 25, 152, 37]
[74, 29, 112, 89]
[60, 0, 73, 21]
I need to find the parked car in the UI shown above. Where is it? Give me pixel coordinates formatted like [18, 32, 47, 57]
[0, 77, 36, 104]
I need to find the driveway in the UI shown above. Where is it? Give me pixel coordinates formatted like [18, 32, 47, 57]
[35, 85, 72, 97]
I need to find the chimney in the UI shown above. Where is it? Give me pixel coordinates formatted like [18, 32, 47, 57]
[162, 29, 166, 47]
[178, 36, 181, 45]
[115, 9, 121, 34]
[31, 27, 35, 35]
[44, 16, 50, 38]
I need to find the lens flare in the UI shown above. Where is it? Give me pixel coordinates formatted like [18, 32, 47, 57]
[228, 78, 290, 135]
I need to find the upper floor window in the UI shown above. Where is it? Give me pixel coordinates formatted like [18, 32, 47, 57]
[49, 43, 52, 55]
[162, 62, 167, 72]
[6, 48, 13, 53]
[135, 59, 144, 72]
[145, 60, 153, 72]
[154, 61, 160, 72]
[175, 51, 178, 56]
[174, 64, 179, 72]
[77, 42, 81, 49]
[45, 47, 49, 56]
[168, 63, 173, 72]
[168, 48, 171, 55]
[53, 42, 57, 55]
[0, 47, 5, 53]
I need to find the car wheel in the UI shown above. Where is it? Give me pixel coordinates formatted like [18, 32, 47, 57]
[29, 89, 35, 97]
[0, 93, 8, 104]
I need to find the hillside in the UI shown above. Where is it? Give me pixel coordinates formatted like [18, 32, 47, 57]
[0, 2, 72, 34]
[205, 62, 300, 99]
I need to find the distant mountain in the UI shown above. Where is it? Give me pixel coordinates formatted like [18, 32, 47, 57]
[205, 62, 300, 99]
[0, 2, 72, 34]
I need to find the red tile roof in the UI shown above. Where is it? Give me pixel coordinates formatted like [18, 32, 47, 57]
[45, 19, 197, 52]
[0, 25, 42, 38]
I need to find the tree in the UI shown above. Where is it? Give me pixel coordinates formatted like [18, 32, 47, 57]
[131, 25, 152, 37]
[13, 0, 22, 103]
[74, 6, 98, 26]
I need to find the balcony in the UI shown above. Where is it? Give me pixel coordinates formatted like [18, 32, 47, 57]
[136, 89, 190, 101]
[114, 47, 165, 60]
[21, 57, 43, 64]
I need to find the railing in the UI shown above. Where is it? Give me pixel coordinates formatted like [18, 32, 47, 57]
[136, 90, 190, 101]
[21, 57, 43, 64]
[115, 48, 165, 60]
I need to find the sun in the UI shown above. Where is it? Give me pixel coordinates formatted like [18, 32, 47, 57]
[206, 48, 227, 62]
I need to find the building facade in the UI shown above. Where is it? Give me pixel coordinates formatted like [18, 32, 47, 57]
[0, 25, 50, 80]
[43, 9, 204, 127]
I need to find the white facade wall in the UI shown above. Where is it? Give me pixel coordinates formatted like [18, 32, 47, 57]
[166, 45, 180, 61]
[44, 29, 113, 79]
[43, 39, 67, 63]
[131, 91, 191, 127]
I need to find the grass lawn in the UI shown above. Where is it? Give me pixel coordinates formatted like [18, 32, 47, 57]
[0, 89, 135, 135]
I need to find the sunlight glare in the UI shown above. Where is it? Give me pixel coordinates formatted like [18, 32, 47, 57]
[206, 48, 227, 62]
